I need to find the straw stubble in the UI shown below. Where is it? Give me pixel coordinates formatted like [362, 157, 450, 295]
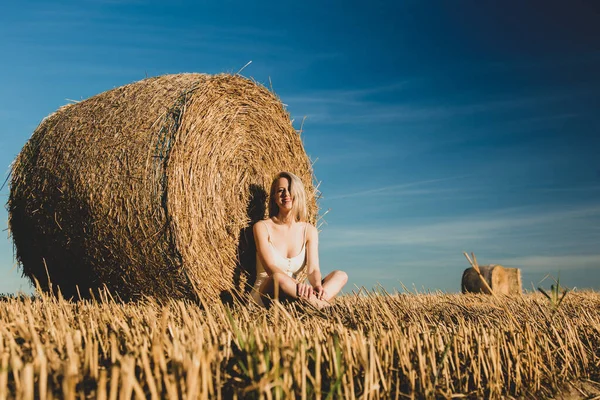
[0, 291, 598, 398]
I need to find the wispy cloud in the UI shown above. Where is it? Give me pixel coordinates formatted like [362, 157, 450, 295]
[535, 185, 600, 193]
[325, 177, 463, 200]
[284, 81, 412, 107]
[317, 203, 600, 290]
[334, 251, 600, 292]
[482, 52, 600, 74]
[7, 4, 319, 70]
[286, 83, 592, 126]
[307, 146, 396, 166]
[20, 4, 287, 40]
[499, 254, 600, 272]
[320, 204, 600, 250]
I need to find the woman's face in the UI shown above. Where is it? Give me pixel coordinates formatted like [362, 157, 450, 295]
[274, 177, 293, 212]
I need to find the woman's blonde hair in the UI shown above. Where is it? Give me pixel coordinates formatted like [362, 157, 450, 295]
[268, 171, 308, 222]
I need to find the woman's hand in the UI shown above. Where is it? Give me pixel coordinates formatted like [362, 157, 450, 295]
[313, 285, 327, 300]
[296, 282, 314, 299]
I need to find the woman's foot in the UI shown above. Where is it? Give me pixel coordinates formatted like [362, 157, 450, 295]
[306, 294, 330, 309]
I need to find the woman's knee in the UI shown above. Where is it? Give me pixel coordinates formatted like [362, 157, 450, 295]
[333, 270, 348, 284]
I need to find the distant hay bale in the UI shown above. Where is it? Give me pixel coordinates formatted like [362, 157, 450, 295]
[461, 265, 522, 295]
[8, 73, 317, 300]
[504, 267, 522, 295]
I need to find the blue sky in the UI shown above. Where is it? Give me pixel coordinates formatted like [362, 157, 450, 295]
[1, 0, 599, 294]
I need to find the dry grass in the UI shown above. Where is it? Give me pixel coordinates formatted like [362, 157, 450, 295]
[8, 73, 318, 301]
[0, 289, 598, 399]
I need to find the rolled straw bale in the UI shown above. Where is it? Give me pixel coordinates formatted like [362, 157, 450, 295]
[504, 267, 523, 295]
[8, 73, 317, 300]
[461, 264, 522, 295]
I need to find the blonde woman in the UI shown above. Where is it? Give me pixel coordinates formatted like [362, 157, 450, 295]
[251, 171, 348, 308]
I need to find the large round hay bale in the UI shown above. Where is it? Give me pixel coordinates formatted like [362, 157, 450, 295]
[8, 73, 317, 300]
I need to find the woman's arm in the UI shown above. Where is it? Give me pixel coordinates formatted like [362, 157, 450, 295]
[253, 221, 288, 277]
[305, 224, 323, 291]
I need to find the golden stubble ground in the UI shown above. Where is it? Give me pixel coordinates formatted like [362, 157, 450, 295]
[0, 289, 598, 399]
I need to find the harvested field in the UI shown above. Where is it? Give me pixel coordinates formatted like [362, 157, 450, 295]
[0, 290, 599, 399]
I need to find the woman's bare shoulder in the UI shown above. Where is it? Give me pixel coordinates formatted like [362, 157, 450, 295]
[304, 222, 319, 237]
[253, 219, 271, 234]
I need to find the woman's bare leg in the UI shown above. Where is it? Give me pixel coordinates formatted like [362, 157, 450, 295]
[259, 272, 329, 308]
[259, 272, 297, 302]
[321, 270, 348, 301]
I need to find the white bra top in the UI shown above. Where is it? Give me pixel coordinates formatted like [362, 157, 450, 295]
[255, 222, 308, 278]
[251, 222, 308, 307]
